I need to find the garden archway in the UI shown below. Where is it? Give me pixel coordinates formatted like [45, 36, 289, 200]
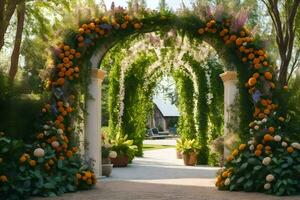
[83, 22, 240, 177]
[34, 9, 299, 196]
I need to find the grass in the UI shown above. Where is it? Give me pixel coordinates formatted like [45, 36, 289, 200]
[142, 144, 175, 151]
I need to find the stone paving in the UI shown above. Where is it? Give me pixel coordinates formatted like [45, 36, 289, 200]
[33, 147, 300, 200]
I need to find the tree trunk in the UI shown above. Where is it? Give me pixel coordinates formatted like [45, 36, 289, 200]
[0, 0, 20, 52]
[9, 1, 25, 80]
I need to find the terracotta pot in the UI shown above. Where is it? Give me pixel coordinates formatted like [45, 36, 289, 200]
[110, 155, 129, 167]
[102, 164, 113, 177]
[176, 150, 183, 159]
[183, 152, 197, 166]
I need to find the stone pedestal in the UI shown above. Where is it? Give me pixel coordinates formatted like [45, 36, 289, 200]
[220, 71, 238, 158]
[85, 69, 106, 177]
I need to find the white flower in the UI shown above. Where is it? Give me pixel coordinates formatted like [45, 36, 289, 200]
[43, 125, 50, 130]
[57, 129, 63, 134]
[291, 142, 300, 150]
[109, 151, 117, 158]
[274, 135, 281, 142]
[34, 148, 45, 157]
[273, 112, 277, 115]
[104, 143, 111, 148]
[65, 102, 70, 107]
[225, 178, 231, 186]
[51, 141, 60, 148]
[249, 145, 255, 151]
[254, 125, 259, 130]
[249, 129, 253, 134]
[262, 118, 267, 123]
[254, 120, 258, 123]
[266, 174, 275, 182]
[257, 121, 262, 125]
[264, 183, 271, 190]
[262, 157, 272, 166]
[281, 142, 288, 147]
[248, 140, 254, 145]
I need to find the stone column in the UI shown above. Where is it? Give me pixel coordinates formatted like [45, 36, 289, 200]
[220, 71, 238, 158]
[85, 69, 106, 178]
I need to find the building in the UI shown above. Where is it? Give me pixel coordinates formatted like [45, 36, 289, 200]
[147, 95, 180, 132]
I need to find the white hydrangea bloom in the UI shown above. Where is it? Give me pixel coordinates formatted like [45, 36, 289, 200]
[274, 135, 281, 142]
[282, 142, 288, 147]
[262, 157, 271, 166]
[264, 183, 271, 190]
[225, 178, 231, 186]
[266, 174, 275, 182]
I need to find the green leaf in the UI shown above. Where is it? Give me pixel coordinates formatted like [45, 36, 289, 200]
[44, 182, 55, 189]
[57, 159, 63, 169]
[253, 165, 262, 171]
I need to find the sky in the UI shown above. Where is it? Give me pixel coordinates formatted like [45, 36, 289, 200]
[100, 0, 193, 11]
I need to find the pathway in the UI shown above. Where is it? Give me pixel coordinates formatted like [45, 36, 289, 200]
[33, 147, 300, 200]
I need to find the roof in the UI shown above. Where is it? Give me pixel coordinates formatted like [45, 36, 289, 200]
[153, 95, 180, 117]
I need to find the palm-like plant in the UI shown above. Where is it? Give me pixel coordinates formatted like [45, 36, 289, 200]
[181, 139, 200, 154]
[110, 132, 137, 159]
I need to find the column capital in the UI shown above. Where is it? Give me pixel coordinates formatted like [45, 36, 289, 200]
[219, 71, 237, 83]
[91, 69, 106, 81]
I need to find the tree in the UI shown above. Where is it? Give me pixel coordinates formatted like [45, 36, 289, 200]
[0, 0, 23, 52]
[9, 1, 25, 79]
[261, 0, 300, 86]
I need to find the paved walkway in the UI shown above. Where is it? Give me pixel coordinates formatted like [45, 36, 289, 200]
[33, 148, 300, 200]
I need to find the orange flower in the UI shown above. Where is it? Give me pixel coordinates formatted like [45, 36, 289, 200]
[265, 146, 271, 151]
[253, 58, 260, 64]
[235, 38, 243, 46]
[239, 144, 247, 151]
[248, 53, 255, 60]
[134, 23, 142, 29]
[268, 127, 275, 133]
[248, 77, 257, 86]
[256, 144, 263, 150]
[263, 134, 273, 142]
[253, 73, 260, 78]
[78, 28, 84, 34]
[19, 156, 26, 163]
[198, 28, 205, 34]
[229, 35, 237, 42]
[0, 175, 8, 182]
[232, 149, 239, 156]
[287, 147, 294, 153]
[29, 160, 37, 167]
[264, 72, 272, 80]
[278, 117, 285, 122]
[255, 149, 262, 157]
[66, 150, 73, 158]
[227, 155, 234, 162]
[57, 78, 65, 86]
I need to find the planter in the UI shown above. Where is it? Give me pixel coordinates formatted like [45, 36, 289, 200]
[110, 155, 129, 167]
[102, 163, 113, 177]
[176, 150, 182, 159]
[183, 152, 197, 166]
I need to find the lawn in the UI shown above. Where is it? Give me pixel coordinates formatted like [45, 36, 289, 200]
[142, 144, 175, 151]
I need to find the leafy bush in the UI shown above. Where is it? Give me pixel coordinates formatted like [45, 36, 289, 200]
[0, 73, 42, 141]
[110, 133, 137, 161]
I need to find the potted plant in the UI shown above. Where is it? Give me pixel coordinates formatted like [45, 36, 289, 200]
[110, 132, 136, 167]
[101, 144, 117, 176]
[181, 139, 200, 166]
[176, 138, 185, 159]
